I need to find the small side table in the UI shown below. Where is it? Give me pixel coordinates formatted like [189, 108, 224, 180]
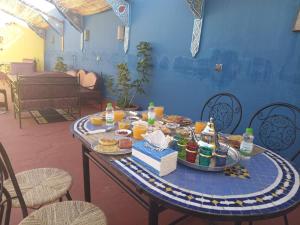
[0, 89, 8, 114]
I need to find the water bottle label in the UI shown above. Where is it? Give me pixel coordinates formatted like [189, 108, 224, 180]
[239, 142, 253, 156]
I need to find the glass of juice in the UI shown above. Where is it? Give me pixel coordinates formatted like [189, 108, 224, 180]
[195, 121, 206, 134]
[142, 112, 148, 121]
[114, 110, 125, 122]
[118, 120, 131, 130]
[133, 124, 148, 140]
[154, 106, 164, 119]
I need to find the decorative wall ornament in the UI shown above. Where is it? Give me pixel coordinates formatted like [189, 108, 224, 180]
[293, 9, 300, 32]
[105, 0, 130, 53]
[186, 0, 206, 57]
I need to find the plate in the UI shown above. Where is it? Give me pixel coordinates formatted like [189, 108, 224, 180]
[115, 129, 132, 137]
[91, 143, 132, 155]
[177, 144, 240, 172]
[127, 116, 140, 122]
[162, 115, 192, 126]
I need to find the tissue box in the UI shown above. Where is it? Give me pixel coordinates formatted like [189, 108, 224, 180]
[132, 141, 178, 176]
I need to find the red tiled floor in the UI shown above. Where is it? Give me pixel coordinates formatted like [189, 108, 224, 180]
[0, 83, 299, 225]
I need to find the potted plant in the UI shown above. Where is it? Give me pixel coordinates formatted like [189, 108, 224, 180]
[54, 56, 67, 72]
[105, 41, 152, 110]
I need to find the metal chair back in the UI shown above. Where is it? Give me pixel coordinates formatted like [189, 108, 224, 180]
[0, 143, 28, 218]
[0, 158, 12, 225]
[200, 93, 242, 134]
[248, 103, 300, 161]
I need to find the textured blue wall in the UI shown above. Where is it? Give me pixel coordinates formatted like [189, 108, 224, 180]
[45, 0, 300, 137]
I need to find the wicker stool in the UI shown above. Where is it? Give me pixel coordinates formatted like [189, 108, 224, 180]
[19, 201, 107, 225]
[0, 89, 8, 112]
[4, 168, 72, 209]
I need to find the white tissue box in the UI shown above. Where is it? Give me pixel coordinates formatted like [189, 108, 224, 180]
[132, 141, 178, 176]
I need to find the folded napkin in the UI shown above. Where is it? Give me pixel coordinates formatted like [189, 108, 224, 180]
[143, 130, 170, 151]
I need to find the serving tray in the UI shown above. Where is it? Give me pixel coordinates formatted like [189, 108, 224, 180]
[177, 144, 240, 172]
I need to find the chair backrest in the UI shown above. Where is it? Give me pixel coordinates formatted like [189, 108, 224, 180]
[200, 93, 242, 134]
[249, 103, 300, 161]
[0, 143, 28, 218]
[0, 158, 12, 225]
[17, 74, 79, 100]
[10, 62, 35, 75]
[77, 70, 98, 90]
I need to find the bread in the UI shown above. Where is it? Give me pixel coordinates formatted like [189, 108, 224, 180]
[118, 139, 132, 149]
[99, 138, 118, 146]
[90, 116, 104, 126]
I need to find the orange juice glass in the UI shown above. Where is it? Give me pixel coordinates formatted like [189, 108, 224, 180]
[133, 124, 148, 140]
[118, 120, 131, 129]
[142, 112, 148, 121]
[195, 121, 206, 134]
[114, 110, 125, 122]
[154, 106, 164, 119]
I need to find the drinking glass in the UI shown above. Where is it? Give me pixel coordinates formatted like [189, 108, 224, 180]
[154, 106, 164, 119]
[133, 124, 147, 140]
[195, 121, 206, 134]
[114, 110, 125, 122]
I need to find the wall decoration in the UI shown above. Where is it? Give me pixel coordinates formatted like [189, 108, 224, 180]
[84, 30, 90, 41]
[105, 0, 130, 53]
[186, 0, 206, 57]
[293, 9, 300, 32]
[117, 25, 125, 41]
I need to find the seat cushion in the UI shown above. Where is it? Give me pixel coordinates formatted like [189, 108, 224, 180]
[19, 201, 107, 225]
[4, 168, 72, 208]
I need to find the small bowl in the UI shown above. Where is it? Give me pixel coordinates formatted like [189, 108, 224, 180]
[127, 116, 140, 122]
[115, 129, 132, 137]
[166, 122, 180, 129]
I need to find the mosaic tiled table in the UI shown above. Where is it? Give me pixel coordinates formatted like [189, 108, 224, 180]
[71, 115, 300, 225]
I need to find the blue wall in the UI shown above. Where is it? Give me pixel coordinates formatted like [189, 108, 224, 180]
[45, 0, 300, 136]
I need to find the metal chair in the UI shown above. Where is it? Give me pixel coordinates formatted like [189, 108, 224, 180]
[200, 93, 242, 134]
[0, 158, 12, 225]
[0, 143, 73, 218]
[0, 89, 8, 113]
[248, 102, 300, 225]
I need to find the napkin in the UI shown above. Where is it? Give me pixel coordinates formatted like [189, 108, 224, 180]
[143, 130, 170, 151]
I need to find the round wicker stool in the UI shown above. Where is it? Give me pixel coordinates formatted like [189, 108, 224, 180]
[4, 168, 72, 208]
[19, 201, 107, 225]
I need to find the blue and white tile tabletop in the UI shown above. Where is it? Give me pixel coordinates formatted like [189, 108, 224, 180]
[73, 115, 300, 217]
[112, 150, 300, 217]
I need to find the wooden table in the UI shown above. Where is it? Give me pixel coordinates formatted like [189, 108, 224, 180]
[71, 113, 300, 225]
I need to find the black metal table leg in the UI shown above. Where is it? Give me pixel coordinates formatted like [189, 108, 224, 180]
[82, 145, 91, 202]
[149, 200, 159, 225]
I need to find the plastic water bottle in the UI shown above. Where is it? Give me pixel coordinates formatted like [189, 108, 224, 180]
[147, 102, 155, 125]
[105, 103, 114, 126]
[239, 128, 254, 159]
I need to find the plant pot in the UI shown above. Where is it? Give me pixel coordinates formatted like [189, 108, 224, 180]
[115, 104, 140, 111]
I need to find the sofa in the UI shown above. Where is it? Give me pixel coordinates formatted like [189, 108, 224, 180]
[13, 73, 80, 128]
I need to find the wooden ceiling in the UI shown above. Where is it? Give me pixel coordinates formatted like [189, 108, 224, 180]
[0, 0, 49, 28]
[54, 0, 111, 16]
